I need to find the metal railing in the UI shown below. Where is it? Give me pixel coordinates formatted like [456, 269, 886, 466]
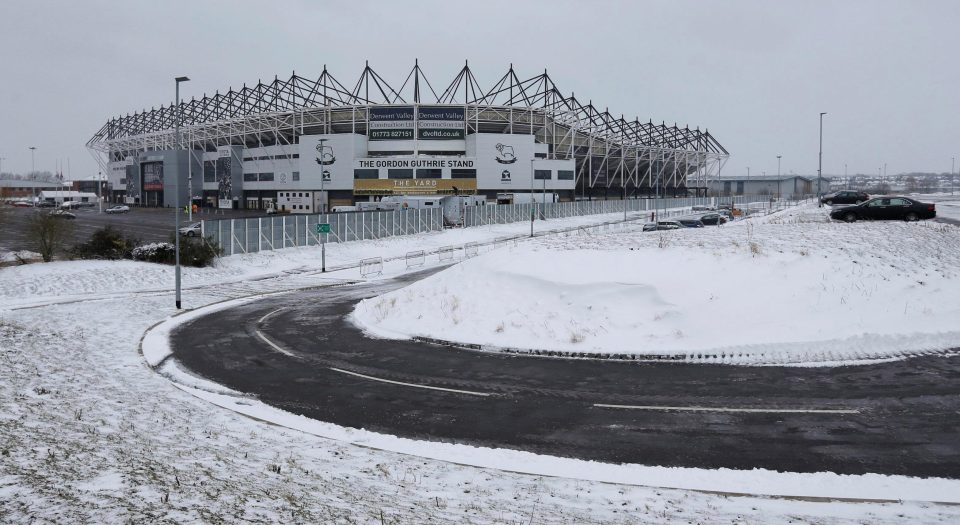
[201, 195, 811, 257]
[202, 208, 444, 256]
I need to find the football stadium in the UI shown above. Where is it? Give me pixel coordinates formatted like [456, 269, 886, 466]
[86, 61, 728, 212]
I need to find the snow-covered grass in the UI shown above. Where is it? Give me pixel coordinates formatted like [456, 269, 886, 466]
[353, 204, 960, 365]
[2, 204, 960, 522]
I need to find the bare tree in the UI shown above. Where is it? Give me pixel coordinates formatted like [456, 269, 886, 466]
[26, 211, 75, 262]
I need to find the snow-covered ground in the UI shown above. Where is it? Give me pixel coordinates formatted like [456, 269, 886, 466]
[353, 204, 960, 365]
[3, 203, 960, 522]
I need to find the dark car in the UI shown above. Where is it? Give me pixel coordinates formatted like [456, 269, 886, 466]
[820, 190, 870, 205]
[829, 196, 935, 222]
[685, 212, 727, 226]
[676, 217, 705, 228]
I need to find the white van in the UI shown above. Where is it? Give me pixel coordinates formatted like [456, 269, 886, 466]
[331, 205, 358, 213]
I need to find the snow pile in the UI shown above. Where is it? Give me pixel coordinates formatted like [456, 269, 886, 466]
[354, 213, 960, 364]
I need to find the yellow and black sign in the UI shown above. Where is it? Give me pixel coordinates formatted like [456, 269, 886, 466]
[354, 179, 477, 196]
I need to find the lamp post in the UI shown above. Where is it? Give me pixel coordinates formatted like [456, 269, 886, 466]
[97, 171, 102, 213]
[952, 156, 956, 195]
[29, 147, 37, 203]
[818, 112, 826, 207]
[174, 76, 190, 310]
[0, 156, 5, 176]
[319, 137, 327, 213]
[777, 155, 782, 200]
[529, 158, 534, 237]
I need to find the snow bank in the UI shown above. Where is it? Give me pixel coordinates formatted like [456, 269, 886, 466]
[354, 212, 960, 364]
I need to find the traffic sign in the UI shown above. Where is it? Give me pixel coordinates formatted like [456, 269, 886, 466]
[316, 223, 330, 234]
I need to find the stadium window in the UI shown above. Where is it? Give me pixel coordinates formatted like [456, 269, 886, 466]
[534, 170, 552, 180]
[451, 169, 476, 179]
[535, 153, 547, 159]
[416, 169, 442, 179]
[259, 172, 274, 182]
[388, 169, 413, 179]
[119, 178, 126, 185]
[354, 169, 379, 179]
[292, 171, 300, 181]
[243, 157, 254, 162]
[203, 161, 216, 182]
[243, 173, 258, 182]
[557, 170, 574, 180]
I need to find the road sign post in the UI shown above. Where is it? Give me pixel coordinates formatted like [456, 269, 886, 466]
[317, 223, 330, 272]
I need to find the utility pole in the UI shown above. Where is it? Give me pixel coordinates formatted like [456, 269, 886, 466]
[777, 155, 782, 200]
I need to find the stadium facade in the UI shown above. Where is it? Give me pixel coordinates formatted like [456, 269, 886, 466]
[86, 62, 728, 211]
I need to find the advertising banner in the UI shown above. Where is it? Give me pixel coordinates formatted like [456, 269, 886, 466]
[216, 155, 233, 200]
[369, 106, 414, 140]
[417, 106, 465, 140]
[142, 162, 163, 191]
[354, 178, 476, 196]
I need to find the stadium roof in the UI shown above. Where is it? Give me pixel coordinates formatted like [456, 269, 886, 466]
[88, 61, 727, 156]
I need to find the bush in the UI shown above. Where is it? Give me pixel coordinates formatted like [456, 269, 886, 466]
[179, 235, 222, 267]
[71, 226, 136, 260]
[27, 211, 75, 262]
[132, 242, 175, 264]
[130, 236, 222, 267]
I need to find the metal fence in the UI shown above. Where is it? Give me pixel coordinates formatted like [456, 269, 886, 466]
[202, 195, 811, 256]
[202, 207, 444, 256]
[463, 196, 749, 227]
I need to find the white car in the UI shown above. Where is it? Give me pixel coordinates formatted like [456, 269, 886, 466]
[105, 205, 130, 214]
[178, 222, 202, 237]
[60, 201, 83, 209]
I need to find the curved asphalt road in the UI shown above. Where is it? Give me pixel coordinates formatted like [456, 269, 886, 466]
[171, 268, 960, 478]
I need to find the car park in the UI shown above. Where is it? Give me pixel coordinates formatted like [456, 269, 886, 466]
[820, 190, 870, 205]
[105, 205, 130, 214]
[829, 196, 936, 222]
[178, 222, 202, 236]
[48, 209, 76, 219]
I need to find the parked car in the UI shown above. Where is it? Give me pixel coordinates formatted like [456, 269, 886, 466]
[642, 220, 684, 232]
[60, 200, 83, 209]
[37, 201, 56, 208]
[676, 217, 705, 228]
[48, 209, 76, 219]
[684, 212, 728, 226]
[829, 196, 936, 222]
[12, 201, 33, 207]
[691, 205, 716, 212]
[820, 190, 870, 206]
[178, 222, 202, 237]
[105, 205, 130, 214]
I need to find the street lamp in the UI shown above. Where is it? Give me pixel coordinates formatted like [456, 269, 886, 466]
[29, 147, 37, 203]
[529, 158, 535, 237]
[777, 155, 782, 200]
[818, 112, 826, 207]
[97, 171, 102, 213]
[174, 76, 190, 310]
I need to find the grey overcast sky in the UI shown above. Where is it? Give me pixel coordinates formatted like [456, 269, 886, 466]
[1, 0, 958, 179]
